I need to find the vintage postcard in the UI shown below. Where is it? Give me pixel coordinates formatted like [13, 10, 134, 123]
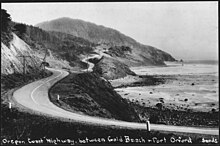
[1, 1, 219, 145]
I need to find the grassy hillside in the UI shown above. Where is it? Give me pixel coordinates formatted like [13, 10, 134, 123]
[50, 72, 140, 122]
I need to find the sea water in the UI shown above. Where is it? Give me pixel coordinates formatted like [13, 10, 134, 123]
[130, 60, 218, 76]
[127, 60, 219, 108]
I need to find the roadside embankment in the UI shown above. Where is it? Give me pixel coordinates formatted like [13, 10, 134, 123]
[49, 72, 140, 122]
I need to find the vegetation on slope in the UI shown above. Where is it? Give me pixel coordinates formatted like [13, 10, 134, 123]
[11, 23, 95, 69]
[103, 45, 132, 58]
[50, 72, 140, 122]
[36, 17, 176, 66]
[93, 57, 136, 80]
[1, 9, 13, 47]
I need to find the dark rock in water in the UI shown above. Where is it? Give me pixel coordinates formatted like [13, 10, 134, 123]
[191, 83, 195, 86]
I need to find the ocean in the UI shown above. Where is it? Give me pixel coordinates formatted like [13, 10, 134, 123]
[184, 60, 218, 65]
[118, 60, 219, 112]
[130, 60, 218, 76]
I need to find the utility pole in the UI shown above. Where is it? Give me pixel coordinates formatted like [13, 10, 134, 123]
[86, 54, 89, 72]
[18, 55, 31, 80]
[180, 59, 184, 66]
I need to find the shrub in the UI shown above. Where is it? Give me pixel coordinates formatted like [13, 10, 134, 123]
[159, 98, 164, 103]
[156, 103, 163, 110]
[211, 108, 216, 113]
[149, 115, 159, 123]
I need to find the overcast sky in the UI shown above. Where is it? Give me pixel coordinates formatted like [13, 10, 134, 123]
[2, 2, 218, 60]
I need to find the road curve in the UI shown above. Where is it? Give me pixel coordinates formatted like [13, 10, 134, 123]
[81, 54, 102, 72]
[13, 68, 219, 136]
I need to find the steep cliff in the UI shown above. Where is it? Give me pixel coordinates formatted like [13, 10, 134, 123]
[1, 32, 71, 75]
[1, 33, 41, 75]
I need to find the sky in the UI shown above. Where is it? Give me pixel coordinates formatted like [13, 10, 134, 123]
[2, 2, 218, 60]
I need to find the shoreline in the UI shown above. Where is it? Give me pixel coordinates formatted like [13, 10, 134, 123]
[109, 64, 219, 128]
[110, 74, 218, 113]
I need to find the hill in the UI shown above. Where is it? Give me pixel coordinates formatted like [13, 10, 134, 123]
[1, 9, 140, 123]
[36, 17, 176, 67]
[50, 72, 140, 122]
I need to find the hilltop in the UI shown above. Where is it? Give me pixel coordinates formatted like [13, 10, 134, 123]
[36, 17, 176, 67]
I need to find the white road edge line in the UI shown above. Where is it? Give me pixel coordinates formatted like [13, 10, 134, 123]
[21, 68, 218, 136]
[30, 68, 64, 105]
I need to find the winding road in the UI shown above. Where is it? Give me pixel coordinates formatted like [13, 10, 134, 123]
[13, 67, 219, 136]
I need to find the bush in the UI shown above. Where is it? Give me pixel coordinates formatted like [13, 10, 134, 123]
[211, 108, 216, 113]
[149, 115, 159, 123]
[14, 23, 27, 38]
[159, 98, 164, 103]
[156, 103, 163, 110]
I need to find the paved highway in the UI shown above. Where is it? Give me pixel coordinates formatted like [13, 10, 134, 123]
[13, 68, 219, 135]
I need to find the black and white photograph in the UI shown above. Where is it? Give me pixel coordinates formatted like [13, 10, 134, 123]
[1, 1, 219, 145]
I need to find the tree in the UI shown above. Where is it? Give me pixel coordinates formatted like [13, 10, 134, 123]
[1, 9, 12, 33]
[14, 23, 27, 38]
[156, 103, 163, 110]
[211, 108, 216, 113]
[149, 115, 159, 123]
[1, 9, 13, 46]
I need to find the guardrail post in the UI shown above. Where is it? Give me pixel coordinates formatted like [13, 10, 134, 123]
[146, 121, 150, 132]
[9, 102, 12, 112]
[57, 94, 60, 101]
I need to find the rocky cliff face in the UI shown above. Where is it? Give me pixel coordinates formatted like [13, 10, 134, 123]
[1, 33, 72, 75]
[1, 33, 41, 75]
[36, 17, 176, 67]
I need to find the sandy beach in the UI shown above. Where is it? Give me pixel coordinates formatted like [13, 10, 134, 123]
[110, 61, 219, 113]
